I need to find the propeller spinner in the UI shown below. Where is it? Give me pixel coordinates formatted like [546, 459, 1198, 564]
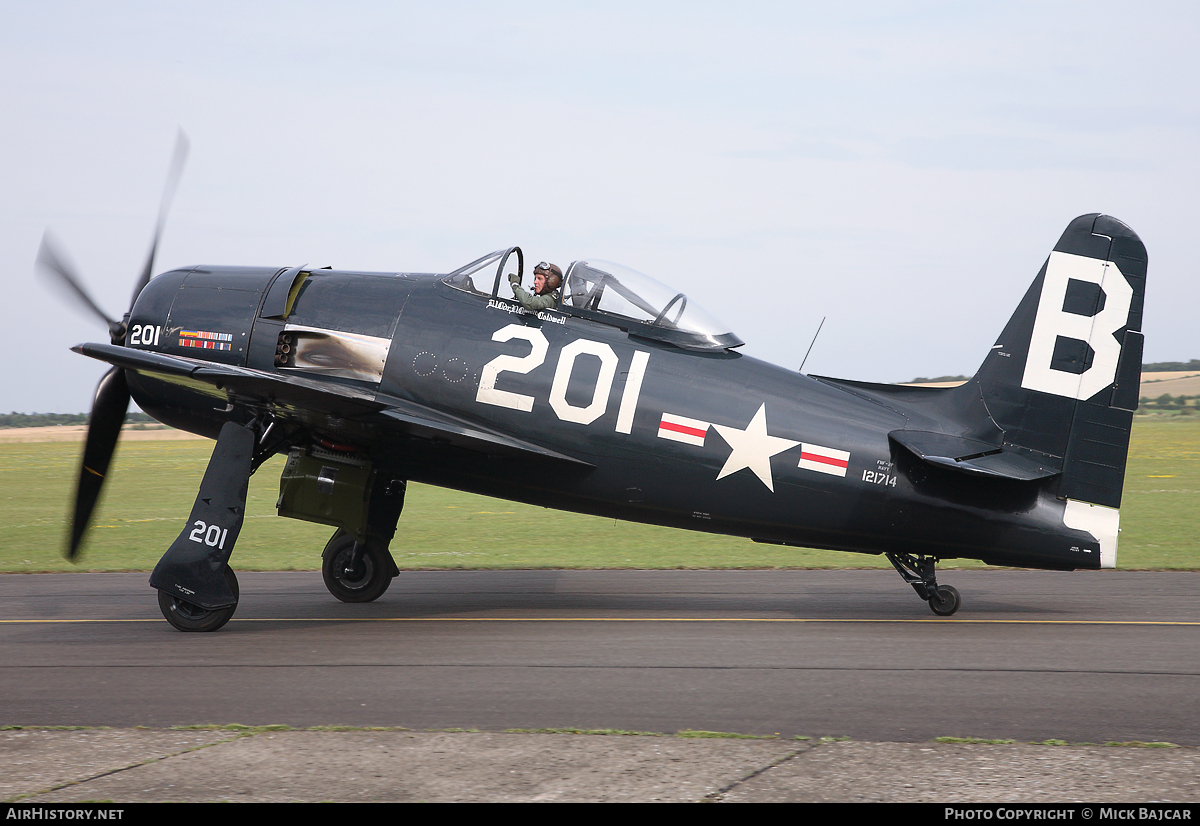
[36, 132, 189, 560]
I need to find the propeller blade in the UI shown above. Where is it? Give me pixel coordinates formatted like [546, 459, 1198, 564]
[131, 130, 190, 308]
[67, 367, 130, 560]
[36, 232, 121, 338]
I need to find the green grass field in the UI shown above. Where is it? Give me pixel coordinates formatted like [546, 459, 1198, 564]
[1, 419, 1196, 572]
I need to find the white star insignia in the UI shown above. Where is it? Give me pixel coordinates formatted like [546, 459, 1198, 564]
[711, 403, 799, 492]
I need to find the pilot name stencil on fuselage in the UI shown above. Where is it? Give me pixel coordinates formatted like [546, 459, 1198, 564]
[486, 298, 524, 316]
[485, 298, 566, 325]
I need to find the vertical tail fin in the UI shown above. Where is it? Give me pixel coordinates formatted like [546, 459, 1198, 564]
[970, 214, 1147, 509]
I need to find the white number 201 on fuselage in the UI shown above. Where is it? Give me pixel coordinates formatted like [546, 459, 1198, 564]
[475, 323, 650, 433]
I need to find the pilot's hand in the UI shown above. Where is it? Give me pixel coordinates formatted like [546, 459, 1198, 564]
[508, 272, 520, 286]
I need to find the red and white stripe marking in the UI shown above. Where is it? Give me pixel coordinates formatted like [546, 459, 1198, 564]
[798, 443, 850, 477]
[657, 413, 710, 447]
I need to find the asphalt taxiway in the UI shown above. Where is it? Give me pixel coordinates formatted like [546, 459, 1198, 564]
[2, 569, 1197, 802]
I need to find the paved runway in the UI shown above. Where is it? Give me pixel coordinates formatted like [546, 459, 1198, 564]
[2, 569, 1197, 745]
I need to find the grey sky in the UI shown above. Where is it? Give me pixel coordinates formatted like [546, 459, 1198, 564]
[3, 1, 1197, 413]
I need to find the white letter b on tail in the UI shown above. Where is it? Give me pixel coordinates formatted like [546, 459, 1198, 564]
[1021, 251, 1133, 400]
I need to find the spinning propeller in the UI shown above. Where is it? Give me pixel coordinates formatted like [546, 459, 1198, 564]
[36, 132, 189, 560]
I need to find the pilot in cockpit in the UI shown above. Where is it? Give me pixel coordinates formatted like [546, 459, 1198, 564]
[509, 261, 562, 311]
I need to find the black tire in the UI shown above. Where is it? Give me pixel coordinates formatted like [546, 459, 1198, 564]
[158, 566, 239, 632]
[928, 584, 961, 616]
[321, 532, 394, 603]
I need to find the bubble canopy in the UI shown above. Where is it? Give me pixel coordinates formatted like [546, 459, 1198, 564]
[444, 250, 743, 351]
[562, 260, 742, 350]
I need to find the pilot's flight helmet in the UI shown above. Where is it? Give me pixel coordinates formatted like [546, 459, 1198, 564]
[534, 262, 563, 292]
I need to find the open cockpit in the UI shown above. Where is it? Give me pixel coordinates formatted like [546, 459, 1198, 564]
[442, 246, 743, 351]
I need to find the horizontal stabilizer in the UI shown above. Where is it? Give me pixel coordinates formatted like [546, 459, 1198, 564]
[889, 430, 1061, 481]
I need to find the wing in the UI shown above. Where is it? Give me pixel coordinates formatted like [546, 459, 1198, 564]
[73, 342, 592, 467]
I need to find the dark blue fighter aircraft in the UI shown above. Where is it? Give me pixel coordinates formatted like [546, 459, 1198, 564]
[39, 144, 1148, 631]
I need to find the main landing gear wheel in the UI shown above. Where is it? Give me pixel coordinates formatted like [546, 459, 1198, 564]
[928, 584, 961, 617]
[157, 566, 239, 632]
[321, 532, 394, 603]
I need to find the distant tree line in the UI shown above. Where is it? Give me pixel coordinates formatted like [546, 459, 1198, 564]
[1, 411, 155, 429]
[1141, 359, 1200, 372]
[910, 361, 1199, 384]
[1139, 394, 1197, 414]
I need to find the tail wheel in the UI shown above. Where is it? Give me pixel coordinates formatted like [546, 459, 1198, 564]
[321, 532, 394, 603]
[158, 566, 239, 632]
[928, 584, 961, 617]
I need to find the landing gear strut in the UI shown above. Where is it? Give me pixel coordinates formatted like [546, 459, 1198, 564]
[277, 447, 406, 606]
[886, 552, 961, 616]
[150, 416, 294, 632]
